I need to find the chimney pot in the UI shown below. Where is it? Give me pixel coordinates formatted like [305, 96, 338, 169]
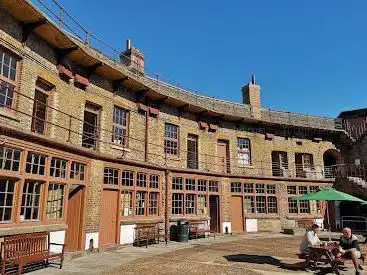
[126, 39, 131, 50]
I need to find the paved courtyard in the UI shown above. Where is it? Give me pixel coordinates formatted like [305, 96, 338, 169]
[31, 233, 365, 275]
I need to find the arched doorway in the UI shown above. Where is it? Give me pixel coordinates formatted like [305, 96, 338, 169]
[323, 149, 341, 178]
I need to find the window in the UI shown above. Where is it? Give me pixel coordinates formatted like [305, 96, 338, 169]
[244, 196, 254, 213]
[20, 181, 42, 221]
[150, 174, 159, 189]
[295, 153, 314, 178]
[266, 185, 276, 194]
[26, 152, 46, 175]
[0, 146, 20, 172]
[187, 134, 198, 169]
[237, 138, 251, 166]
[255, 196, 266, 213]
[185, 178, 196, 191]
[135, 191, 146, 215]
[172, 177, 183, 190]
[288, 198, 298, 213]
[197, 195, 207, 215]
[231, 182, 241, 193]
[197, 179, 207, 192]
[255, 184, 265, 194]
[243, 183, 253, 193]
[287, 185, 319, 214]
[122, 171, 134, 186]
[272, 151, 288, 177]
[267, 197, 278, 213]
[46, 183, 64, 220]
[0, 48, 18, 108]
[164, 123, 179, 156]
[149, 192, 159, 215]
[232, 182, 278, 214]
[0, 179, 15, 222]
[50, 158, 67, 178]
[185, 194, 196, 215]
[172, 193, 183, 215]
[209, 181, 218, 192]
[31, 90, 48, 135]
[112, 106, 128, 147]
[121, 191, 133, 216]
[104, 168, 119, 185]
[136, 173, 147, 187]
[70, 162, 86, 181]
[82, 103, 100, 150]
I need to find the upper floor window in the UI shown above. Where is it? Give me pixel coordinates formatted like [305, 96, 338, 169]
[31, 79, 53, 135]
[187, 134, 198, 169]
[164, 123, 179, 156]
[295, 153, 314, 178]
[82, 102, 101, 150]
[237, 138, 251, 166]
[0, 48, 18, 108]
[272, 151, 288, 177]
[112, 106, 128, 147]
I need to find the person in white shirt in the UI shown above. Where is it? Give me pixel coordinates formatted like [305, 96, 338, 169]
[300, 223, 325, 267]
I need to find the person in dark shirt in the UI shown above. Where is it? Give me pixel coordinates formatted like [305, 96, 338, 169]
[336, 227, 363, 275]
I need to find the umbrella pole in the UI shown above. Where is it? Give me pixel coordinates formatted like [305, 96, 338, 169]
[326, 202, 331, 241]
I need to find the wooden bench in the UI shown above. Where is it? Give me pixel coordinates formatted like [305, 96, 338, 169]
[189, 221, 216, 240]
[134, 223, 166, 248]
[0, 232, 65, 275]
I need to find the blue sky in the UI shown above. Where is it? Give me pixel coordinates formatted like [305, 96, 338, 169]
[38, 1, 367, 117]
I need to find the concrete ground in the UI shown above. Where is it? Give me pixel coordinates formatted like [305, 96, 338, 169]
[29, 233, 365, 275]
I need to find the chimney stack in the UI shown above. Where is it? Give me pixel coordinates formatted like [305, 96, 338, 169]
[120, 39, 145, 75]
[242, 74, 261, 119]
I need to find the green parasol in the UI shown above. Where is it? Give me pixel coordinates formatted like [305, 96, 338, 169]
[292, 188, 365, 240]
[292, 188, 365, 202]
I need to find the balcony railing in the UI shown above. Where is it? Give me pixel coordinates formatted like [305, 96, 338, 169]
[0, 83, 337, 180]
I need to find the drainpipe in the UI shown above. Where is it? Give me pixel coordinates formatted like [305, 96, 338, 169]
[145, 109, 149, 161]
[165, 169, 170, 242]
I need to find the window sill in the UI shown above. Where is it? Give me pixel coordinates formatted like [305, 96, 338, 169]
[0, 108, 20, 122]
[165, 155, 181, 161]
[111, 144, 130, 152]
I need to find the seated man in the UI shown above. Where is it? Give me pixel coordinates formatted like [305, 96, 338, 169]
[300, 223, 324, 265]
[335, 227, 364, 275]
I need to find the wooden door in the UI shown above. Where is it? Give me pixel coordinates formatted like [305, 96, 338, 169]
[217, 141, 228, 173]
[230, 196, 244, 232]
[65, 185, 84, 251]
[99, 190, 118, 245]
[209, 195, 220, 232]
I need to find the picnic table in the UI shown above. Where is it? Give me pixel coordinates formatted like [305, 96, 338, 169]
[310, 243, 340, 275]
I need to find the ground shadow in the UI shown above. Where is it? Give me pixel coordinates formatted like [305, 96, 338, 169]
[224, 254, 347, 274]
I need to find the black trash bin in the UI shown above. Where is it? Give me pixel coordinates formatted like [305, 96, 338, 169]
[177, 219, 189, 242]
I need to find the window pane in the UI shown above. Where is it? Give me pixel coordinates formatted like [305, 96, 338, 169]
[46, 183, 65, 220]
[20, 181, 42, 221]
[0, 179, 15, 222]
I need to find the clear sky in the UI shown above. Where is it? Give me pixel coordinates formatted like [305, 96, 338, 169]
[38, 0, 367, 117]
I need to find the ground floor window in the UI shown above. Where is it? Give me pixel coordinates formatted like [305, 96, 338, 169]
[0, 179, 15, 222]
[171, 176, 220, 216]
[287, 185, 320, 214]
[20, 181, 42, 221]
[231, 182, 278, 214]
[46, 183, 65, 220]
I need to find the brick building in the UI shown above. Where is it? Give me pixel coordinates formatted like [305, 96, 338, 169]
[0, 0, 348, 251]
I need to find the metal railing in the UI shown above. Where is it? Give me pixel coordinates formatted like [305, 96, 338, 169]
[342, 216, 367, 232]
[25, 0, 342, 132]
[0, 82, 339, 180]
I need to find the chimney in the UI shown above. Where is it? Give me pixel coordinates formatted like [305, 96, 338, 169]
[120, 39, 145, 75]
[242, 74, 261, 119]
